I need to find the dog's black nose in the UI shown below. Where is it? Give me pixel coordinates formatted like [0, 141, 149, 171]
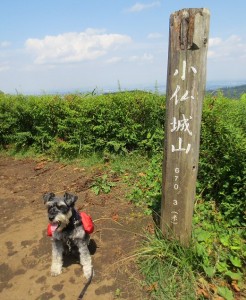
[49, 216, 55, 221]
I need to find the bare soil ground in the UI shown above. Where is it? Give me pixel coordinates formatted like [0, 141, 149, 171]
[0, 155, 152, 300]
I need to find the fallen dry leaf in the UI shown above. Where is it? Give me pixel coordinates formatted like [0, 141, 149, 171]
[209, 283, 218, 294]
[144, 282, 158, 292]
[34, 162, 45, 170]
[138, 172, 146, 177]
[197, 288, 210, 299]
[111, 212, 119, 222]
[146, 223, 155, 234]
[231, 281, 240, 292]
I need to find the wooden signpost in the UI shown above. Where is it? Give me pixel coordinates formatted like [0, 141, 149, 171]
[161, 8, 210, 245]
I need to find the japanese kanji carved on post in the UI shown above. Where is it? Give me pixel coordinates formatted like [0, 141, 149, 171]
[161, 8, 210, 245]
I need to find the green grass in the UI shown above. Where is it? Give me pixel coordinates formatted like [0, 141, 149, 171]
[135, 200, 246, 300]
[109, 152, 149, 176]
[136, 228, 197, 300]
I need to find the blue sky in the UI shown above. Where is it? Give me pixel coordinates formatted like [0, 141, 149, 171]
[1, 0, 246, 94]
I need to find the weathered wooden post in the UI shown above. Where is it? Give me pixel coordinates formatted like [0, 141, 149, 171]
[161, 8, 210, 245]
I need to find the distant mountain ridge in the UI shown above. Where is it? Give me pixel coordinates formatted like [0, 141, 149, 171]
[207, 84, 246, 98]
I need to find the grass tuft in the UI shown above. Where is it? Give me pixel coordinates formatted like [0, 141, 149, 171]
[136, 228, 197, 300]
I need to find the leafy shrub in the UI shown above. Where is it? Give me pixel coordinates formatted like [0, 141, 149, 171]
[0, 96, 18, 147]
[198, 94, 246, 225]
[1, 91, 245, 224]
[90, 174, 116, 195]
[193, 200, 245, 285]
[129, 153, 162, 215]
[130, 94, 246, 225]
[0, 91, 165, 156]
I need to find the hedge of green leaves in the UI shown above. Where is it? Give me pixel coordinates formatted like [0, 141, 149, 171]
[127, 92, 245, 226]
[1, 91, 245, 225]
[198, 94, 246, 226]
[0, 91, 165, 156]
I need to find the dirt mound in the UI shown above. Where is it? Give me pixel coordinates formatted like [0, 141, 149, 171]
[0, 156, 151, 299]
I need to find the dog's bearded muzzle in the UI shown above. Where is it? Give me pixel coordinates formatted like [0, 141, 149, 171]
[48, 209, 73, 232]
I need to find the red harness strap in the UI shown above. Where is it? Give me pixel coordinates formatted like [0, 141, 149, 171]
[47, 212, 94, 236]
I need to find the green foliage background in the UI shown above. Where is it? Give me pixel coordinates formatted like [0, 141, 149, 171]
[0, 91, 164, 156]
[0, 91, 245, 225]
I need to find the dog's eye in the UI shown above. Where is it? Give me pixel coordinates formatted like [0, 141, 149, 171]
[57, 204, 66, 209]
[56, 204, 69, 213]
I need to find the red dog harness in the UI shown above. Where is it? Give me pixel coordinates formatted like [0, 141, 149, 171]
[47, 211, 94, 236]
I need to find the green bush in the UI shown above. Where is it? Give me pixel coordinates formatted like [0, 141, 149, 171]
[130, 94, 246, 226]
[0, 91, 165, 156]
[1, 91, 245, 225]
[0, 96, 18, 146]
[198, 94, 246, 225]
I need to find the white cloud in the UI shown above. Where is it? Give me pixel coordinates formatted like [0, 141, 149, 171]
[25, 29, 132, 64]
[0, 62, 10, 72]
[105, 56, 123, 64]
[128, 53, 154, 62]
[0, 41, 11, 48]
[126, 1, 160, 13]
[209, 37, 222, 47]
[207, 50, 216, 58]
[106, 53, 154, 64]
[208, 35, 246, 60]
[147, 32, 164, 39]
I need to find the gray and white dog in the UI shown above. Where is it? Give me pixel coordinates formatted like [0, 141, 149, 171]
[43, 192, 93, 279]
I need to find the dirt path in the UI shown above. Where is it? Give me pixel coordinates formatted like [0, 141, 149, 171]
[0, 155, 151, 300]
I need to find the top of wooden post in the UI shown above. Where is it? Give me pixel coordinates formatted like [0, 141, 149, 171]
[170, 8, 210, 51]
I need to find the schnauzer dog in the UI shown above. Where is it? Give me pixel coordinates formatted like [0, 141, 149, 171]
[43, 192, 93, 280]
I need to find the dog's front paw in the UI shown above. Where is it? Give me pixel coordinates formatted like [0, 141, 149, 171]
[83, 266, 94, 280]
[51, 265, 62, 276]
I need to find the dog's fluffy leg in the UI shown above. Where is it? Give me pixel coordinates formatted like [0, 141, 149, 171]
[51, 239, 64, 276]
[76, 240, 93, 279]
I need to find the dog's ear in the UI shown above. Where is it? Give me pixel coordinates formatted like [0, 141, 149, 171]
[43, 192, 55, 204]
[64, 192, 78, 207]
